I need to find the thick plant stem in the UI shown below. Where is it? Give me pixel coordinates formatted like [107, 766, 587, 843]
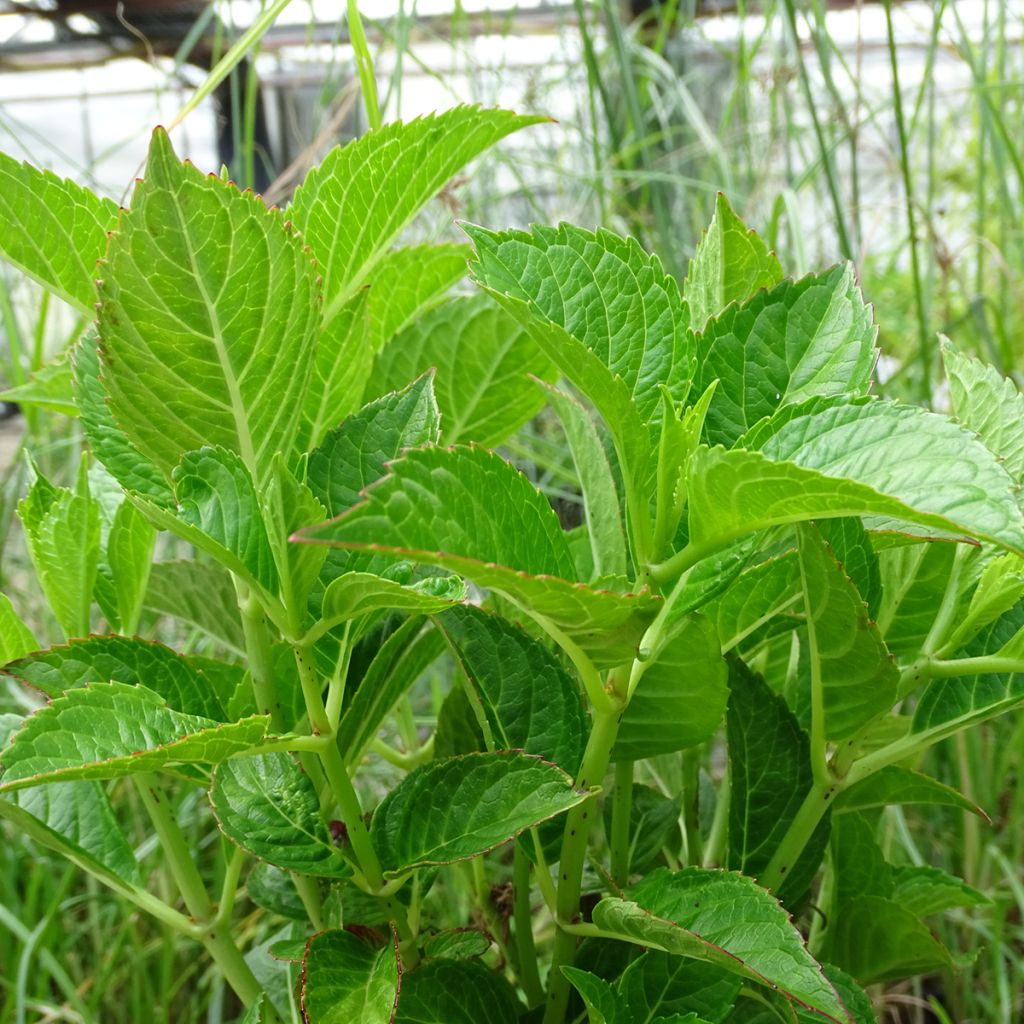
[609, 760, 634, 887]
[135, 774, 262, 1006]
[513, 844, 545, 1009]
[235, 580, 282, 729]
[543, 704, 622, 1024]
[759, 781, 838, 893]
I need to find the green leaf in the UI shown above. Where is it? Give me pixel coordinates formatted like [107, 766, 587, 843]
[797, 523, 898, 740]
[891, 865, 989, 917]
[0, 593, 37, 664]
[422, 929, 491, 960]
[594, 869, 852, 1023]
[72, 333, 173, 505]
[687, 399, 1024, 555]
[314, 573, 466, 641]
[299, 444, 658, 666]
[17, 459, 100, 639]
[0, 682, 269, 789]
[367, 243, 470, 349]
[943, 551, 1024, 653]
[368, 293, 553, 447]
[876, 542, 958, 658]
[0, 151, 118, 314]
[684, 193, 783, 332]
[301, 289, 373, 451]
[562, 966, 626, 1024]
[436, 604, 588, 770]
[912, 601, 1024, 742]
[710, 552, 801, 654]
[542, 381, 628, 579]
[338, 619, 446, 765]
[262, 455, 328, 617]
[613, 614, 727, 760]
[106, 498, 156, 634]
[291, 106, 544, 326]
[696, 266, 876, 448]
[942, 340, 1024, 482]
[22, 779, 140, 880]
[618, 950, 742, 1023]
[211, 752, 352, 877]
[834, 766, 988, 820]
[727, 659, 829, 902]
[799, 966, 876, 1024]
[0, 353, 77, 416]
[370, 750, 591, 877]
[308, 374, 441, 520]
[301, 930, 399, 1024]
[829, 813, 892, 912]
[98, 128, 319, 483]
[1, 634, 237, 720]
[466, 222, 692, 422]
[247, 863, 308, 920]
[825, 896, 952, 985]
[144, 560, 246, 655]
[394, 958, 522, 1024]
[814, 518, 882, 621]
[158, 445, 278, 593]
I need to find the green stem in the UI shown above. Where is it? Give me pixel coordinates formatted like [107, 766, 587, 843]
[703, 765, 729, 868]
[610, 760, 634, 887]
[236, 580, 282, 729]
[760, 781, 839, 893]
[543, 704, 622, 1024]
[135, 774, 262, 1006]
[681, 747, 703, 866]
[513, 844, 545, 1009]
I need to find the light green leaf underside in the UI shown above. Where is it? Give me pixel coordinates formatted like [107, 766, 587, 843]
[1, 634, 234, 720]
[942, 340, 1024, 482]
[911, 601, 1024, 741]
[0, 353, 77, 416]
[367, 243, 470, 349]
[696, 265, 876, 448]
[688, 399, 1024, 555]
[73, 334, 173, 504]
[0, 150, 118, 314]
[291, 105, 544, 324]
[613, 614, 727, 761]
[299, 444, 658, 664]
[317, 573, 466, 637]
[107, 498, 157, 633]
[595, 868, 852, 1023]
[436, 604, 588, 771]
[370, 750, 590, 877]
[710, 551, 801, 653]
[466, 221, 691, 422]
[98, 128, 319, 483]
[308, 374, 441, 519]
[421, 928, 492, 960]
[143, 560, 246, 655]
[173, 445, 278, 592]
[542, 380, 628, 579]
[684, 193, 783, 332]
[212, 752, 351, 877]
[337, 619, 446, 765]
[394, 958, 522, 1024]
[797, 523, 897, 740]
[302, 930, 399, 1024]
[0, 682, 269, 790]
[368, 293, 554, 447]
[834, 766, 987, 820]
[0, 594, 37, 665]
[17, 463, 100, 640]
